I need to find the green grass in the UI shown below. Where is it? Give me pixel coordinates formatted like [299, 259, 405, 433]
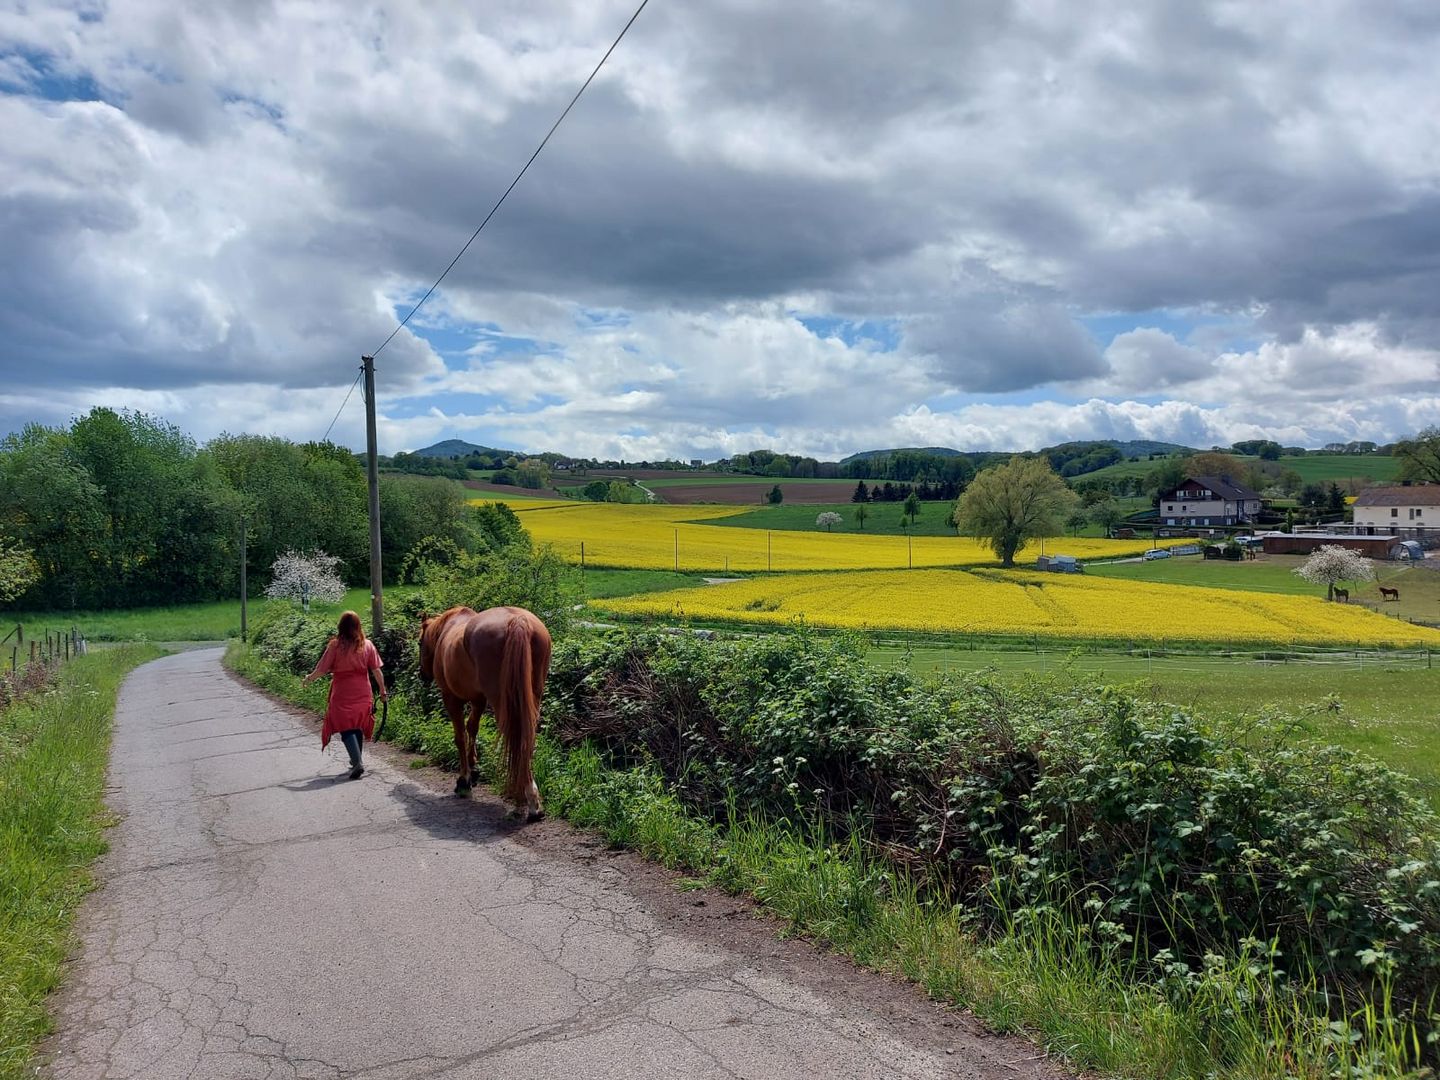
[0, 645, 165, 1079]
[1080, 452, 1399, 488]
[643, 476, 856, 487]
[702, 501, 963, 536]
[574, 568, 716, 599]
[871, 642, 1440, 804]
[1, 587, 419, 643]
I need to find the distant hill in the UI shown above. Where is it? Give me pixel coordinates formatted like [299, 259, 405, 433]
[841, 440, 1195, 466]
[412, 439, 509, 459]
[840, 446, 975, 463]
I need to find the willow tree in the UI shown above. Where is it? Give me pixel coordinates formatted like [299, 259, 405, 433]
[951, 457, 1077, 567]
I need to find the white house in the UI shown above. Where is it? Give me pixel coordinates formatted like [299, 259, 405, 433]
[1352, 484, 1440, 529]
[1158, 475, 1262, 526]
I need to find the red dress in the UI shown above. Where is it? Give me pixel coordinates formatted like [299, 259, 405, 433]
[312, 639, 382, 749]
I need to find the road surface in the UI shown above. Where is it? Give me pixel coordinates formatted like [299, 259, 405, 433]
[46, 648, 1063, 1080]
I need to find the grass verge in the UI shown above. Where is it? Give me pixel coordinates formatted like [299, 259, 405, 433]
[226, 638, 1427, 1079]
[0, 645, 164, 1080]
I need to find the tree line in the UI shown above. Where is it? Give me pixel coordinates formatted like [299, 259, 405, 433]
[0, 409, 480, 610]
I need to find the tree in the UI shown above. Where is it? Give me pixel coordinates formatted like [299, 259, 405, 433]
[1184, 451, 1245, 479]
[0, 534, 40, 604]
[767, 484, 784, 505]
[1326, 483, 1346, 514]
[854, 504, 868, 530]
[902, 492, 921, 525]
[264, 551, 346, 611]
[581, 480, 609, 501]
[951, 457, 1078, 567]
[852, 480, 870, 503]
[1090, 498, 1125, 537]
[1294, 545, 1375, 601]
[1065, 511, 1088, 537]
[1394, 426, 1440, 484]
[816, 511, 842, 532]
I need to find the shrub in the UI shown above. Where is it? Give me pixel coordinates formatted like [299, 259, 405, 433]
[544, 629, 1440, 1028]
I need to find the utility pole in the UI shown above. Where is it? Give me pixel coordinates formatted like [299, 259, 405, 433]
[239, 516, 248, 643]
[362, 356, 384, 635]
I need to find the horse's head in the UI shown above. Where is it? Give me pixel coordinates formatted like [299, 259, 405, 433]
[417, 614, 435, 685]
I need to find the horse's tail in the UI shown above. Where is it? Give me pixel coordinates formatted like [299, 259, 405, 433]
[495, 613, 538, 804]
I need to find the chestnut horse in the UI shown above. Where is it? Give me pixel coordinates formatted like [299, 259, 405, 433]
[417, 606, 552, 819]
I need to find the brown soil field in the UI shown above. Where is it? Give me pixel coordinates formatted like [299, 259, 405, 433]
[660, 481, 858, 504]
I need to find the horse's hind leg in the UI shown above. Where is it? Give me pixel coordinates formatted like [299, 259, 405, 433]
[466, 700, 484, 790]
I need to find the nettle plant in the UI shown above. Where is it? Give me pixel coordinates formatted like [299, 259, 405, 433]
[264, 550, 346, 612]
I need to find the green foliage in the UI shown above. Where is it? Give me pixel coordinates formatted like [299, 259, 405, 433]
[952, 457, 1078, 566]
[545, 630, 1440, 1035]
[0, 645, 164, 1076]
[0, 536, 39, 605]
[767, 484, 783, 505]
[1394, 426, 1440, 485]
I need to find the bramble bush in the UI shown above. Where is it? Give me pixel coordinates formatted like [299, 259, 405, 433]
[544, 629, 1440, 1028]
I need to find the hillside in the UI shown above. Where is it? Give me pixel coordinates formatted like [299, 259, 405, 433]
[412, 438, 511, 459]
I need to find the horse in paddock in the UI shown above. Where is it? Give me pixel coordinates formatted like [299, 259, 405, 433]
[417, 606, 552, 819]
[1333, 587, 1349, 602]
[1380, 586, 1400, 601]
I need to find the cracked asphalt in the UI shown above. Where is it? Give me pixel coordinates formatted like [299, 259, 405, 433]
[45, 648, 1067, 1080]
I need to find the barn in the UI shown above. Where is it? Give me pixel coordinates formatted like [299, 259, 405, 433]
[1261, 533, 1403, 558]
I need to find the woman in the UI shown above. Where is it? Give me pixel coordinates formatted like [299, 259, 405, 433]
[303, 611, 386, 779]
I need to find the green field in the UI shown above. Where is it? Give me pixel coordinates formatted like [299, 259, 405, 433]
[644, 475, 855, 488]
[1, 587, 418, 643]
[578, 568, 713, 598]
[1080, 452, 1399, 488]
[869, 641, 1440, 802]
[700, 501, 962, 536]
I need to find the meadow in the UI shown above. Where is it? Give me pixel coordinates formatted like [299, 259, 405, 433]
[1081, 451, 1400, 487]
[595, 567, 1440, 646]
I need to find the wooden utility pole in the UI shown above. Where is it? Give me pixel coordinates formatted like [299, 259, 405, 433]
[362, 356, 384, 635]
[239, 516, 248, 643]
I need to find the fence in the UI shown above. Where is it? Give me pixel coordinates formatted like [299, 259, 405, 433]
[1, 624, 87, 711]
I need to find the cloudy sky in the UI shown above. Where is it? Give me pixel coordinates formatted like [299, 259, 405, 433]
[3, 1, 1440, 460]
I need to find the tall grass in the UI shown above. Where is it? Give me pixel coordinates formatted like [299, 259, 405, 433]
[0, 646, 163, 1080]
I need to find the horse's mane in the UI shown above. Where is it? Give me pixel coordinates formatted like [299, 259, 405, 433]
[421, 606, 472, 646]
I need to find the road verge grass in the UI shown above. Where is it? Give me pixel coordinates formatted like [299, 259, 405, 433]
[0, 645, 164, 1080]
[226, 628, 1434, 1080]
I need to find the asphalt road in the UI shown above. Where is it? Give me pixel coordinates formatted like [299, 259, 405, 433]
[45, 648, 1063, 1080]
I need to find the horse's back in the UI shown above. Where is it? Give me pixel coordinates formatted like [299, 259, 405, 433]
[441, 607, 551, 699]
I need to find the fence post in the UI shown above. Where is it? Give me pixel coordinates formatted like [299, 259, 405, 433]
[10, 647, 15, 675]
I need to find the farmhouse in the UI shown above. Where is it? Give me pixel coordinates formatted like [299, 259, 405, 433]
[1158, 475, 1261, 526]
[1352, 484, 1440, 530]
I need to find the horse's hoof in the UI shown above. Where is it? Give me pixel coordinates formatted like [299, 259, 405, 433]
[455, 780, 471, 797]
[526, 809, 546, 823]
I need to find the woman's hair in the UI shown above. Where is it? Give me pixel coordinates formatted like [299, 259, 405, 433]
[335, 610, 365, 649]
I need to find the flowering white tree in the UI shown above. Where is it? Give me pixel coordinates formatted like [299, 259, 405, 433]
[1293, 545, 1375, 601]
[265, 551, 346, 611]
[816, 511, 843, 532]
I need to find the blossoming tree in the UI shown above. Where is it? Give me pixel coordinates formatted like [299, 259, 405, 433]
[265, 551, 346, 612]
[1293, 544, 1374, 601]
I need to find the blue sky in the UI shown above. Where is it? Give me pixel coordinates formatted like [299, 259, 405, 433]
[3, 3, 1439, 458]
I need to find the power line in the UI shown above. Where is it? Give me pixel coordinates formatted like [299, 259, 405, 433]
[321, 367, 363, 443]
[370, 0, 651, 359]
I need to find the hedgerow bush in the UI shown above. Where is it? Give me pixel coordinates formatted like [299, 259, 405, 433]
[545, 629, 1440, 1028]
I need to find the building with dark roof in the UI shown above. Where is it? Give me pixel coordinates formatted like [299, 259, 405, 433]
[1158, 476, 1262, 526]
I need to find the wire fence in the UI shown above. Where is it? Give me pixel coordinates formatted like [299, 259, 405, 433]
[2, 624, 90, 712]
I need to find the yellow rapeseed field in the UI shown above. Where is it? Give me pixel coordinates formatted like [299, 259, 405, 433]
[596, 569, 1440, 646]
[478, 498, 1189, 572]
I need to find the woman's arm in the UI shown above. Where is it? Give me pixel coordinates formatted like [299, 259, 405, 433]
[302, 641, 336, 684]
[368, 642, 387, 699]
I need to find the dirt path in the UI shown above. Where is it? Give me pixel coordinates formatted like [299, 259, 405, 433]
[45, 649, 1067, 1080]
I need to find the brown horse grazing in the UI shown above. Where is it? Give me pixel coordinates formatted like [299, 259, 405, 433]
[1380, 586, 1400, 601]
[417, 606, 552, 819]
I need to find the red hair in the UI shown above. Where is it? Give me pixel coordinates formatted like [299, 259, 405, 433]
[336, 611, 365, 650]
